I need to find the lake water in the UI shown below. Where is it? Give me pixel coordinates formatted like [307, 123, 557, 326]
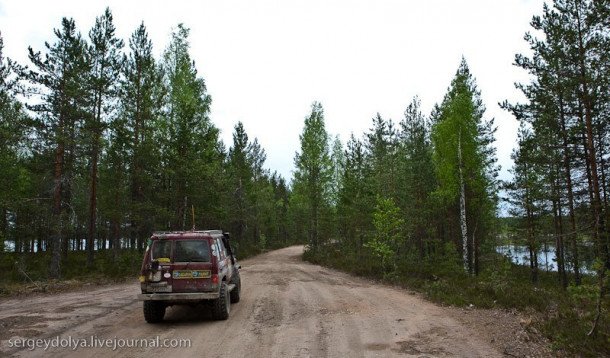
[496, 244, 595, 274]
[2, 239, 131, 253]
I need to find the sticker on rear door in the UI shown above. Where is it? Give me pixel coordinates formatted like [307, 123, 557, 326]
[173, 270, 211, 279]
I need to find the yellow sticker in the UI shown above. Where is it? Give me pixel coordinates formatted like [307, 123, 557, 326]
[173, 270, 211, 279]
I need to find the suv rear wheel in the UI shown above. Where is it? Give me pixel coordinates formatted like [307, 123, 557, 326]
[143, 301, 166, 323]
[214, 282, 230, 320]
[230, 271, 241, 303]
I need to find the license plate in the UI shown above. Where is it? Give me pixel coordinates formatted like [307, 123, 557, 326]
[173, 270, 211, 279]
[147, 284, 172, 293]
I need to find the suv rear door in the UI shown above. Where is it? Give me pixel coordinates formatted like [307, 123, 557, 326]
[171, 239, 215, 293]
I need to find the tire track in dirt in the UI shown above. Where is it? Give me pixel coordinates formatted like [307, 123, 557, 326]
[1, 246, 506, 357]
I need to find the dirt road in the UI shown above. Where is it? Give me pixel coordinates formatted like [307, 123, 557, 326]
[1, 246, 512, 357]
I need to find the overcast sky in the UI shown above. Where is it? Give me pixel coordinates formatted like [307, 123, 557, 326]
[1, 0, 545, 185]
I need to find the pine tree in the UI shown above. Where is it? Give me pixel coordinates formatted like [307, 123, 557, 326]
[85, 7, 124, 265]
[398, 97, 435, 260]
[366, 114, 398, 200]
[337, 134, 374, 250]
[293, 102, 332, 250]
[506, 123, 547, 283]
[556, 0, 610, 272]
[227, 122, 253, 243]
[160, 24, 218, 230]
[121, 22, 161, 250]
[507, 0, 610, 285]
[507, 0, 610, 335]
[0, 32, 31, 253]
[269, 172, 290, 245]
[248, 137, 268, 245]
[26, 17, 88, 278]
[99, 103, 129, 260]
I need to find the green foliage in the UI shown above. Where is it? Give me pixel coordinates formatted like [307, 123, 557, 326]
[85, 7, 125, 265]
[542, 273, 610, 356]
[119, 21, 163, 249]
[365, 196, 404, 274]
[292, 102, 333, 249]
[436, 242, 462, 275]
[504, 0, 610, 289]
[329, 135, 344, 207]
[222, 122, 290, 248]
[2, 3, 610, 355]
[366, 113, 398, 199]
[487, 258, 513, 295]
[259, 233, 267, 251]
[430, 58, 498, 274]
[1, 33, 33, 244]
[159, 23, 220, 230]
[0, 250, 143, 287]
[336, 134, 375, 251]
[2, 11, 294, 283]
[397, 97, 435, 260]
[504, 123, 548, 282]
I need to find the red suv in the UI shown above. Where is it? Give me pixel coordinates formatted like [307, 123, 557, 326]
[137, 230, 241, 323]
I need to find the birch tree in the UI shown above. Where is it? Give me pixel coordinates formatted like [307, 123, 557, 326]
[431, 58, 498, 274]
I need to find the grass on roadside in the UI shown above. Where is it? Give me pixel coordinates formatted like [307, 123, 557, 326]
[0, 239, 286, 296]
[0, 249, 144, 296]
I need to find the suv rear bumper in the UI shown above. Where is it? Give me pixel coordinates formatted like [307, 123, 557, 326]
[138, 292, 219, 301]
[138, 284, 235, 302]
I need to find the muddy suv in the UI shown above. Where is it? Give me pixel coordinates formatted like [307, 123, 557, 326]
[137, 230, 241, 323]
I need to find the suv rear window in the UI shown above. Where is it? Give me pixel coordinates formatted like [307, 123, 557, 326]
[174, 240, 210, 262]
[151, 241, 171, 261]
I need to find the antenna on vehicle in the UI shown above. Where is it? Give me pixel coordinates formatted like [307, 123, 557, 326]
[191, 205, 196, 231]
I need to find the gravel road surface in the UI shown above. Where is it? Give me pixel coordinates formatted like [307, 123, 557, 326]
[1, 246, 508, 357]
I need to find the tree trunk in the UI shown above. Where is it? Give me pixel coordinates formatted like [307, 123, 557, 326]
[112, 176, 121, 262]
[51, 132, 64, 278]
[553, 195, 568, 289]
[525, 179, 538, 283]
[130, 71, 142, 250]
[458, 129, 469, 273]
[576, 5, 609, 271]
[558, 86, 581, 285]
[472, 220, 479, 276]
[416, 187, 424, 261]
[50, 72, 68, 279]
[87, 110, 100, 266]
[596, 128, 609, 224]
